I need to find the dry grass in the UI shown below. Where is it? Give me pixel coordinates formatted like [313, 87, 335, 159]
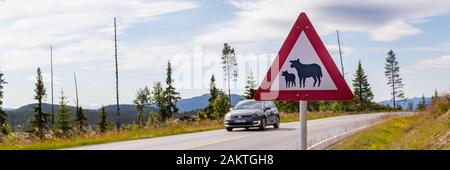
[0, 120, 223, 150]
[332, 95, 450, 150]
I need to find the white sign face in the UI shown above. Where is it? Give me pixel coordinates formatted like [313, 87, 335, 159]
[270, 31, 337, 91]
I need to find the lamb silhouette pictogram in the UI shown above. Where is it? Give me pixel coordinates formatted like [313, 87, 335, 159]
[289, 59, 322, 88]
[281, 70, 296, 88]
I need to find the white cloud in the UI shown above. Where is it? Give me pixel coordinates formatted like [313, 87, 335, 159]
[0, 0, 197, 70]
[326, 44, 354, 57]
[26, 72, 64, 84]
[194, 0, 450, 46]
[416, 55, 450, 70]
[399, 43, 450, 52]
[370, 20, 421, 41]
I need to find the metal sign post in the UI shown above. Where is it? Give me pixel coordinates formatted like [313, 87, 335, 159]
[299, 101, 308, 150]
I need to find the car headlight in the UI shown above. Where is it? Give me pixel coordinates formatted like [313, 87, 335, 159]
[225, 113, 231, 120]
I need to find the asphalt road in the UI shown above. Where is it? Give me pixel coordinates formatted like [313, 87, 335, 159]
[69, 112, 412, 150]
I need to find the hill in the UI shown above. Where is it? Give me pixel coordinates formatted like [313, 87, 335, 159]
[6, 103, 157, 131]
[177, 94, 243, 112]
[378, 97, 432, 110]
[5, 94, 243, 131]
[2, 108, 14, 111]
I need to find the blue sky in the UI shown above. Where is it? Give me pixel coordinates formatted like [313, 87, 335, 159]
[0, 0, 449, 109]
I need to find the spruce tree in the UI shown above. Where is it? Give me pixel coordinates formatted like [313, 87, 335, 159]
[208, 75, 219, 104]
[417, 94, 426, 111]
[432, 89, 439, 101]
[352, 60, 374, 110]
[54, 90, 72, 136]
[31, 67, 50, 140]
[74, 106, 87, 132]
[164, 61, 180, 120]
[152, 82, 167, 122]
[212, 90, 232, 119]
[201, 75, 219, 120]
[221, 43, 238, 104]
[133, 86, 150, 127]
[98, 106, 108, 133]
[0, 67, 9, 135]
[385, 50, 404, 108]
[243, 71, 256, 99]
[407, 100, 414, 111]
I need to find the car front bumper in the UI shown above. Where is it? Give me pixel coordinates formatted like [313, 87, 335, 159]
[224, 117, 263, 128]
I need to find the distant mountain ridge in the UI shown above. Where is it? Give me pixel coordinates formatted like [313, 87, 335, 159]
[5, 94, 243, 130]
[2, 108, 14, 111]
[6, 103, 157, 131]
[177, 94, 243, 112]
[378, 97, 432, 109]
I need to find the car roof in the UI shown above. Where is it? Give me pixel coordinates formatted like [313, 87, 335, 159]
[239, 99, 273, 103]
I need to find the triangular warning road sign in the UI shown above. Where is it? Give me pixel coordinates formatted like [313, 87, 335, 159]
[254, 12, 353, 101]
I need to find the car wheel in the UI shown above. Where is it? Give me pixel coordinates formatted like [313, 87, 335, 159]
[226, 127, 233, 132]
[259, 118, 266, 131]
[273, 117, 280, 129]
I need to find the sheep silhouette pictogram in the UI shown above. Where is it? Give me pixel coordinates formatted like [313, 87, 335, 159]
[281, 71, 296, 88]
[289, 59, 322, 88]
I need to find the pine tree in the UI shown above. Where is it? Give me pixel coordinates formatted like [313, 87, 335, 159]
[432, 89, 439, 101]
[352, 60, 374, 110]
[208, 75, 219, 104]
[221, 43, 238, 104]
[74, 106, 87, 132]
[31, 67, 50, 140]
[243, 71, 256, 99]
[98, 106, 108, 133]
[152, 82, 167, 122]
[0, 67, 9, 135]
[54, 90, 72, 136]
[417, 94, 426, 111]
[407, 100, 414, 111]
[133, 86, 150, 127]
[164, 61, 180, 120]
[200, 75, 219, 120]
[211, 90, 232, 119]
[385, 50, 404, 108]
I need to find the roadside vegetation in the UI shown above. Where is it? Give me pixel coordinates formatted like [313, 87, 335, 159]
[0, 113, 329, 150]
[332, 93, 450, 150]
[0, 40, 437, 150]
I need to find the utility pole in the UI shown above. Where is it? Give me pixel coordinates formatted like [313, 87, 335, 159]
[227, 56, 232, 105]
[114, 17, 120, 131]
[73, 73, 79, 109]
[336, 30, 345, 79]
[50, 45, 54, 126]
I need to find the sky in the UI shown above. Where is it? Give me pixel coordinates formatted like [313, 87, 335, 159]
[0, 0, 449, 109]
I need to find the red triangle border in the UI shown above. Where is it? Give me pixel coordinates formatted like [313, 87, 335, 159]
[254, 12, 353, 101]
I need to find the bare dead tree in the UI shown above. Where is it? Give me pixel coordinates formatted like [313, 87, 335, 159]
[114, 17, 120, 131]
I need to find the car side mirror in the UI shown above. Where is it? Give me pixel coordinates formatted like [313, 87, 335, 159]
[229, 108, 233, 111]
[264, 107, 270, 112]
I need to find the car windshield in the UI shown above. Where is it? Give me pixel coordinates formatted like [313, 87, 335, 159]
[234, 101, 262, 110]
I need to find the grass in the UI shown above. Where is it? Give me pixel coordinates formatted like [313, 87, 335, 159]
[0, 120, 223, 150]
[331, 115, 418, 150]
[0, 111, 352, 150]
[280, 111, 348, 122]
[332, 96, 450, 150]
